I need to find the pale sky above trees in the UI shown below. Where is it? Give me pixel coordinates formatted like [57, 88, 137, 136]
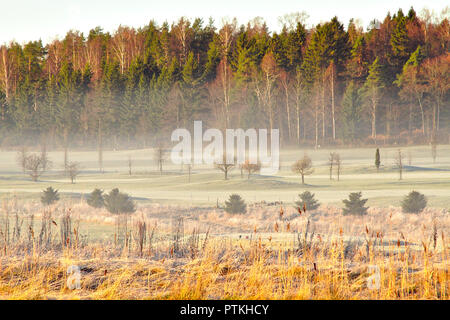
[1, 0, 447, 44]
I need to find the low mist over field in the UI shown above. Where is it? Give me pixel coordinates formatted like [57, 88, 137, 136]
[0, 2, 448, 302]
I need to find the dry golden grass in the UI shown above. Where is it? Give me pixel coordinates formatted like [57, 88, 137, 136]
[0, 200, 448, 300]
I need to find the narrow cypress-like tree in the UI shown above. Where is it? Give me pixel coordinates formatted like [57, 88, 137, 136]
[375, 148, 381, 172]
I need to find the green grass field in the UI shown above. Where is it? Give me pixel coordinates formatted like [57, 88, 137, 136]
[1, 144, 449, 208]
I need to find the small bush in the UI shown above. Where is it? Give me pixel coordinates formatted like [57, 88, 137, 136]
[342, 192, 368, 216]
[295, 191, 320, 211]
[87, 189, 105, 208]
[401, 191, 427, 214]
[104, 188, 136, 214]
[41, 187, 59, 205]
[224, 194, 247, 214]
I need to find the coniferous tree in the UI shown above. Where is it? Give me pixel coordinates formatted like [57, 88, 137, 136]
[401, 190, 427, 213]
[375, 148, 381, 171]
[342, 192, 368, 216]
[390, 10, 411, 74]
[395, 46, 426, 135]
[87, 189, 105, 208]
[347, 35, 369, 84]
[295, 191, 320, 211]
[41, 187, 60, 206]
[341, 81, 363, 143]
[0, 12, 447, 148]
[224, 194, 247, 214]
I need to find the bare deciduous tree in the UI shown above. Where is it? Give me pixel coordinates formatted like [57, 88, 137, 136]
[172, 17, 192, 65]
[40, 144, 52, 173]
[292, 154, 313, 185]
[241, 160, 261, 180]
[326, 61, 337, 140]
[279, 71, 292, 140]
[239, 163, 244, 179]
[431, 133, 437, 163]
[395, 149, 404, 180]
[128, 155, 133, 175]
[24, 154, 45, 182]
[154, 146, 167, 175]
[277, 11, 309, 30]
[422, 55, 449, 133]
[335, 153, 341, 181]
[186, 163, 192, 182]
[17, 149, 52, 182]
[0, 46, 13, 100]
[260, 52, 280, 133]
[66, 161, 80, 184]
[328, 152, 342, 181]
[98, 118, 103, 173]
[17, 147, 28, 173]
[111, 26, 135, 74]
[217, 19, 237, 129]
[215, 154, 235, 180]
[328, 152, 336, 180]
[407, 150, 412, 166]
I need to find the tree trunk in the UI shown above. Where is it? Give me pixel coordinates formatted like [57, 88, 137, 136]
[63, 128, 68, 172]
[321, 82, 325, 142]
[296, 99, 300, 144]
[221, 58, 230, 129]
[408, 103, 413, 134]
[386, 103, 390, 140]
[1, 47, 10, 100]
[285, 85, 291, 141]
[331, 67, 336, 141]
[315, 109, 319, 148]
[315, 89, 319, 149]
[437, 100, 440, 131]
[418, 98, 425, 135]
[98, 118, 103, 173]
[329, 162, 333, 180]
[371, 102, 377, 139]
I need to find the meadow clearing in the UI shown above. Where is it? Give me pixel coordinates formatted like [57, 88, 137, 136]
[0, 144, 448, 299]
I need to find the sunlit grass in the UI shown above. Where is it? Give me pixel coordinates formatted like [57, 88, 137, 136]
[0, 199, 448, 300]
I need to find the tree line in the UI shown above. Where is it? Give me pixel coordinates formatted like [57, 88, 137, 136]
[0, 7, 448, 152]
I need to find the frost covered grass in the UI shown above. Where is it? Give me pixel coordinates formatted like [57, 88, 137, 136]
[0, 200, 448, 300]
[0, 145, 449, 207]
